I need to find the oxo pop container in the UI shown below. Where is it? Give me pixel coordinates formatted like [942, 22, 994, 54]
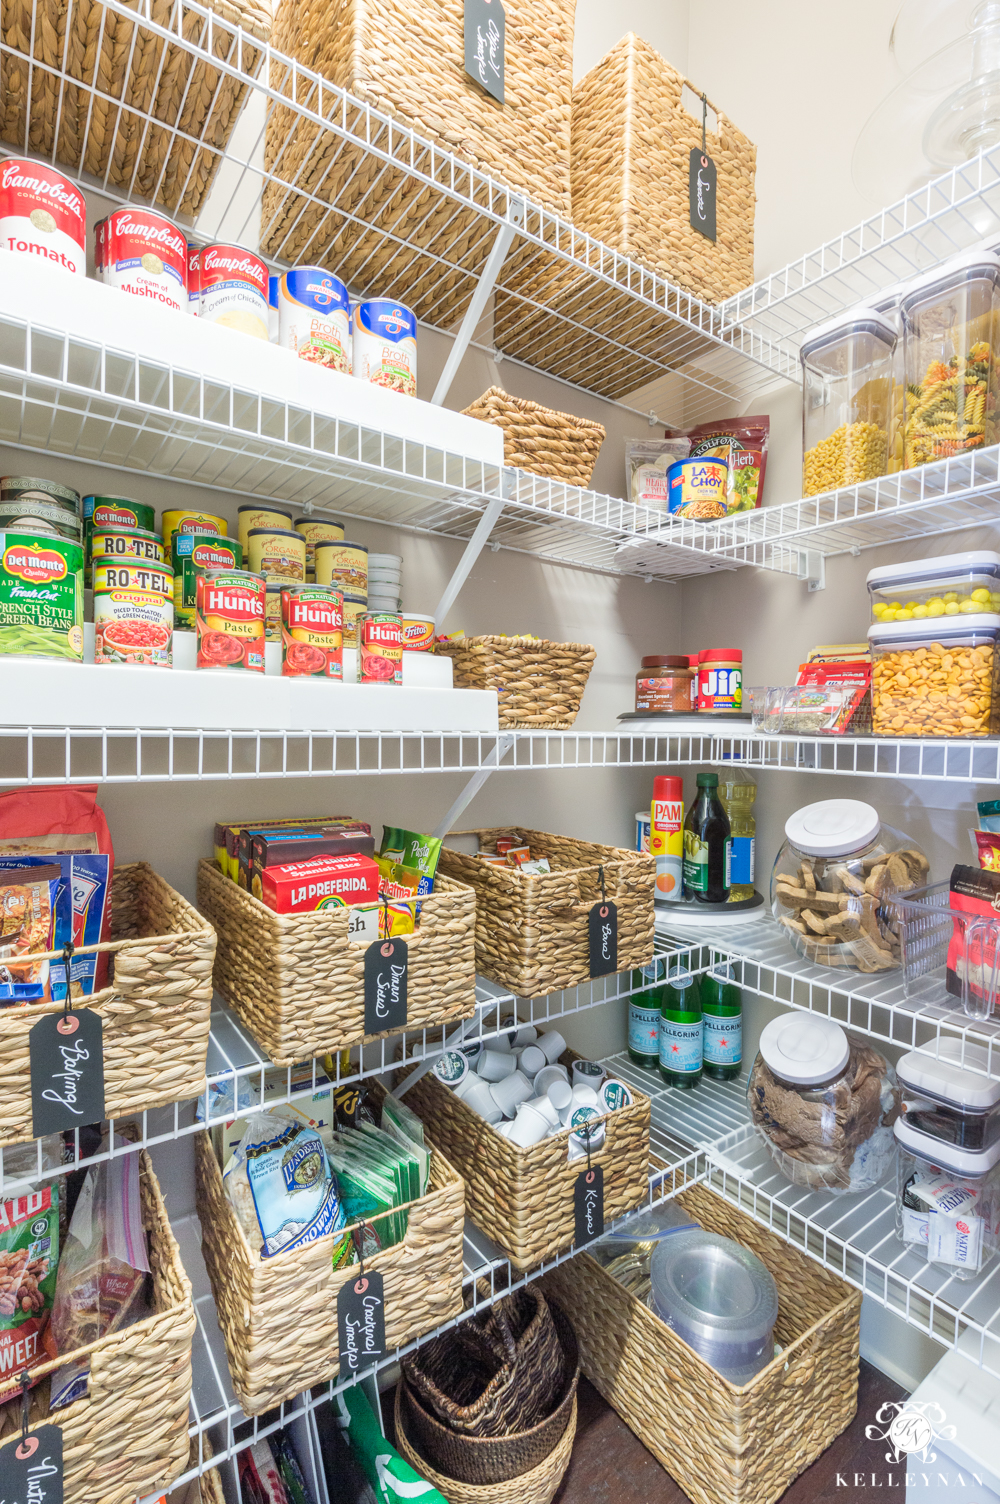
[869, 613, 1000, 737]
[895, 1116, 1000, 1280]
[868, 551, 1000, 624]
[872, 281, 908, 473]
[897, 1040, 1000, 1154]
[901, 250, 1000, 469]
[800, 306, 896, 496]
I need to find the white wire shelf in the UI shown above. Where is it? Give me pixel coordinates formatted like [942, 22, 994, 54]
[0, 0, 795, 427]
[653, 727, 1000, 784]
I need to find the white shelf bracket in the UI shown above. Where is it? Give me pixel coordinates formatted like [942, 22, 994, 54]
[796, 548, 826, 593]
[433, 489, 508, 630]
[431, 201, 524, 408]
[432, 732, 516, 840]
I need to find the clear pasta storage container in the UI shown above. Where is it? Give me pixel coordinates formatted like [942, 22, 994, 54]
[900, 250, 1000, 469]
[895, 1116, 1000, 1280]
[873, 282, 907, 474]
[800, 307, 896, 496]
[868, 551, 1000, 623]
[868, 614, 1000, 738]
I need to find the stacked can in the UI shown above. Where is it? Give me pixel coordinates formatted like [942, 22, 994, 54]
[316, 539, 368, 647]
[239, 504, 305, 640]
[293, 516, 345, 582]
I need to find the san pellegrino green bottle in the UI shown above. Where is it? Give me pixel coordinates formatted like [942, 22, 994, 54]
[700, 962, 743, 1081]
[658, 967, 703, 1089]
[628, 961, 663, 1069]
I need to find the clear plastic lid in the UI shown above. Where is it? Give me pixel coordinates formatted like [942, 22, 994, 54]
[900, 249, 1000, 321]
[758, 1014, 851, 1085]
[868, 613, 1000, 646]
[896, 1040, 1000, 1112]
[784, 799, 880, 858]
[650, 1230, 779, 1347]
[894, 1114, 1000, 1177]
[799, 306, 897, 366]
[867, 551, 1000, 592]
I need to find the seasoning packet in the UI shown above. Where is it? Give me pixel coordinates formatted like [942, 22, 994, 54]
[0, 1186, 59, 1389]
[378, 828, 442, 896]
[224, 1113, 347, 1259]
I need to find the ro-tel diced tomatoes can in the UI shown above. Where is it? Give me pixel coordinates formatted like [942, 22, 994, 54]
[352, 300, 417, 396]
[698, 648, 743, 713]
[196, 569, 266, 672]
[93, 560, 173, 667]
[279, 267, 351, 372]
[0, 159, 86, 275]
[197, 244, 269, 341]
[359, 611, 402, 684]
[91, 528, 165, 596]
[650, 774, 684, 904]
[401, 613, 435, 651]
[98, 208, 187, 312]
[281, 584, 343, 678]
[172, 534, 243, 631]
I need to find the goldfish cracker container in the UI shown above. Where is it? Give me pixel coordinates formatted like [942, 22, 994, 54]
[869, 613, 1000, 739]
[901, 250, 1000, 469]
[197, 243, 270, 340]
[352, 300, 417, 395]
[800, 307, 896, 496]
[279, 267, 351, 371]
[0, 158, 86, 274]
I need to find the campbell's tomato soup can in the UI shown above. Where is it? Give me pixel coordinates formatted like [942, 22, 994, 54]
[93, 561, 173, 667]
[101, 207, 187, 312]
[198, 244, 269, 341]
[401, 613, 434, 651]
[281, 584, 343, 678]
[279, 267, 351, 372]
[0, 159, 86, 276]
[352, 300, 417, 395]
[360, 611, 402, 685]
[188, 247, 200, 316]
[247, 526, 306, 582]
[196, 568, 265, 672]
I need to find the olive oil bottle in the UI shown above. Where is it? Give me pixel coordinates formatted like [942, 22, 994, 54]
[682, 772, 731, 903]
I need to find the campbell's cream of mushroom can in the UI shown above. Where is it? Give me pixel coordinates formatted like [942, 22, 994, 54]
[100, 208, 187, 312]
[0, 158, 86, 275]
[197, 243, 269, 340]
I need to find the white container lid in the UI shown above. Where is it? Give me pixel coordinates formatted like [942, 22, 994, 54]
[759, 1014, 851, 1085]
[894, 1113, 1000, 1175]
[784, 799, 880, 857]
[900, 249, 1000, 315]
[368, 553, 402, 568]
[867, 551, 1000, 590]
[799, 305, 897, 363]
[868, 612, 1000, 645]
[896, 1039, 1000, 1111]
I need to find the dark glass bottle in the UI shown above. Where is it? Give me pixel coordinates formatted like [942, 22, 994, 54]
[628, 962, 663, 1069]
[701, 963, 743, 1081]
[658, 968, 703, 1089]
[683, 772, 732, 904]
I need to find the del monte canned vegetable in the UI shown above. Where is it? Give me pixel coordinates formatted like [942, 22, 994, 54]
[161, 509, 228, 557]
[172, 534, 243, 630]
[281, 584, 343, 677]
[83, 496, 156, 583]
[196, 569, 265, 672]
[93, 561, 173, 667]
[0, 532, 84, 661]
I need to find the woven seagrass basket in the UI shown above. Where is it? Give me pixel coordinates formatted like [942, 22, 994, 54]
[0, 0, 270, 218]
[401, 1054, 650, 1269]
[437, 829, 655, 995]
[433, 640, 597, 731]
[195, 1084, 465, 1414]
[461, 388, 606, 488]
[0, 1152, 195, 1504]
[541, 1183, 862, 1504]
[197, 858, 477, 1066]
[0, 862, 215, 1147]
[395, 1388, 577, 1504]
[571, 34, 756, 305]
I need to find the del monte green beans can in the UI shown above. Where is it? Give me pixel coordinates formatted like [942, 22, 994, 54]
[0, 531, 84, 661]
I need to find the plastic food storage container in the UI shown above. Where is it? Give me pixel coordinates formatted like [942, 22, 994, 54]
[869, 614, 1000, 738]
[771, 798, 929, 972]
[649, 1230, 779, 1385]
[800, 306, 896, 496]
[748, 1014, 900, 1194]
[895, 1116, 1000, 1280]
[897, 1039, 1000, 1152]
[872, 281, 907, 474]
[900, 250, 1000, 469]
[868, 551, 1000, 623]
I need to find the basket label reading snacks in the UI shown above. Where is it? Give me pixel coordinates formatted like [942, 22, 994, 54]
[0, 1185, 59, 1384]
[338, 1268, 386, 1377]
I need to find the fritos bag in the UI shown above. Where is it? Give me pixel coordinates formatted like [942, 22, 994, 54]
[681, 416, 770, 515]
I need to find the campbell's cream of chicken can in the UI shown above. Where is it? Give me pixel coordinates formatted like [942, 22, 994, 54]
[99, 208, 188, 312]
[197, 243, 269, 340]
[0, 158, 86, 275]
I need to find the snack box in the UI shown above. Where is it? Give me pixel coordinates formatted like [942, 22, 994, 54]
[215, 816, 355, 880]
[246, 825, 374, 889]
[259, 852, 380, 915]
[235, 819, 370, 887]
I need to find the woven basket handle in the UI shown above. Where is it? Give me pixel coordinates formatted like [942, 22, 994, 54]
[780, 1337, 820, 1389]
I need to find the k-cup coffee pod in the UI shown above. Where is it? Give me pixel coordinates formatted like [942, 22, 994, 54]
[600, 1079, 634, 1113]
[538, 1030, 567, 1065]
[568, 1106, 606, 1157]
[572, 1059, 607, 1089]
[458, 1041, 483, 1067]
[532, 1094, 561, 1128]
[510, 1024, 538, 1047]
[478, 1048, 517, 1083]
[462, 1076, 504, 1123]
[508, 1101, 550, 1148]
[535, 1064, 571, 1095]
[490, 1069, 534, 1118]
[491, 1032, 513, 1054]
[547, 1079, 573, 1122]
[519, 1044, 547, 1078]
[433, 1050, 469, 1089]
[569, 1084, 601, 1112]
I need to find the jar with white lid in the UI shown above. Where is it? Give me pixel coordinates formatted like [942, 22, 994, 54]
[771, 799, 929, 972]
[800, 306, 896, 496]
[901, 249, 1000, 469]
[869, 612, 1000, 738]
[872, 281, 907, 473]
[895, 1117, 1000, 1279]
[868, 550, 1000, 623]
[896, 1039, 1000, 1154]
[747, 1014, 900, 1194]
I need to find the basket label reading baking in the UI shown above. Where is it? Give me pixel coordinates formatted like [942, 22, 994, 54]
[574, 1166, 604, 1247]
[588, 901, 618, 977]
[364, 938, 408, 1035]
[29, 1008, 105, 1137]
[689, 148, 717, 241]
[0, 1424, 63, 1504]
[338, 1271, 386, 1378]
[464, 0, 505, 104]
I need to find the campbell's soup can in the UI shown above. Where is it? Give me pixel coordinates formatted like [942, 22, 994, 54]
[401, 613, 434, 651]
[237, 503, 293, 553]
[281, 584, 343, 678]
[352, 300, 417, 395]
[100, 208, 187, 312]
[294, 516, 345, 579]
[0, 159, 86, 276]
[247, 526, 306, 582]
[359, 611, 402, 685]
[188, 247, 201, 316]
[279, 267, 351, 373]
[198, 244, 269, 340]
[93, 560, 173, 668]
[196, 568, 265, 671]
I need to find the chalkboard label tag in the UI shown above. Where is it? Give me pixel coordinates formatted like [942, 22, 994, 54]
[30, 1009, 104, 1138]
[689, 148, 717, 240]
[364, 939, 408, 1035]
[574, 1166, 604, 1247]
[338, 1271, 386, 1378]
[588, 901, 618, 978]
[0, 1424, 63, 1504]
[464, 0, 505, 104]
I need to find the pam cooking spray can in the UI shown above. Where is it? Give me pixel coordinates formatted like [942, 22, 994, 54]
[651, 775, 684, 904]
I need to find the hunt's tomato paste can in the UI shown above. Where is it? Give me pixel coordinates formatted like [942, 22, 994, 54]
[197, 243, 269, 341]
[359, 611, 402, 685]
[0, 159, 86, 275]
[99, 207, 187, 312]
[196, 568, 265, 672]
[281, 584, 343, 678]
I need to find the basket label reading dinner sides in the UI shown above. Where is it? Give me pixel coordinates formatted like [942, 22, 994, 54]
[588, 901, 618, 978]
[464, 0, 505, 104]
[0, 1425, 63, 1504]
[338, 1271, 386, 1379]
[574, 1166, 604, 1248]
[364, 939, 408, 1035]
[29, 1007, 105, 1138]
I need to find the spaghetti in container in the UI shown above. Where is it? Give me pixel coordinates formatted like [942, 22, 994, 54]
[352, 300, 417, 395]
[196, 569, 265, 672]
[93, 560, 173, 667]
[359, 611, 402, 685]
[281, 584, 343, 678]
[279, 267, 350, 372]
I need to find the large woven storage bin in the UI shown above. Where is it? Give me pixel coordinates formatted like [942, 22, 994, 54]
[0, 1152, 195, 1504]
[197, 858, 477, 1066]
[402, 1055, 649, 1269]
[0, 0, 270, 218]
[195, 1089, 466, 1413]
[461, 387, 605, 488]
[0, 861, 215, 1147]
[437, 829, 654, 995]
[433, 639, 596, 731]
[570, 33, 755, 305]
[541, 1183, 862, 1504]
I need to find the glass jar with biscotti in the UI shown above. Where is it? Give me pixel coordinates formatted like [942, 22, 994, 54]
[800, 307, 896, 496]
[868, 614, 1000, 739]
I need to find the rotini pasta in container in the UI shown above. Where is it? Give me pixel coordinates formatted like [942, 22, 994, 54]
[900, 250, 1000, 470]
[800, 308, 895, 497]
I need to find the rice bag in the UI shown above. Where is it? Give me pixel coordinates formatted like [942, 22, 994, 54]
[0, 1186, 59, 1390]
[223, 1113, 347, 1259]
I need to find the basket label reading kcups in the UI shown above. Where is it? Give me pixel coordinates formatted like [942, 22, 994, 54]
[338, 1270, 386, 1378]
[0, 1424, 63, 1504]
[588, 901, 618, 977]
[364, 938, 408, 1035]
[574, 1165, 604, 1247]
[29, 1007, 105, 1138]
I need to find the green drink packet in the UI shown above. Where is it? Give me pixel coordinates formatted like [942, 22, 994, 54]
[379, 827, 442, 895]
